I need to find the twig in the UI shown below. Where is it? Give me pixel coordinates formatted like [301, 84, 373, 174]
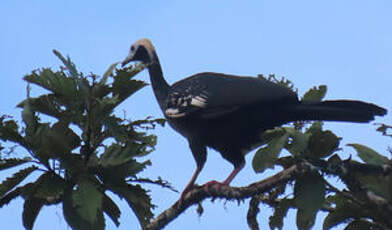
[322, 177, 364, 206]
[127, 177, 178, 193]
[247, 196, 261, 230]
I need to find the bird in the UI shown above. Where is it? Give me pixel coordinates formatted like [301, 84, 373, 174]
[121, 38, 387, 200]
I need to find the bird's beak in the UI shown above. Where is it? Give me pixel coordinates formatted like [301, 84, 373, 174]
[121, 52, 135, 67]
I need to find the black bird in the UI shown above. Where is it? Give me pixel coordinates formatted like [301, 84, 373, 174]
[122, 38, 387, 198]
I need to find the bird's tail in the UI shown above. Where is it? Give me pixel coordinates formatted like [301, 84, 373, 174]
[283, 100, 387, 123]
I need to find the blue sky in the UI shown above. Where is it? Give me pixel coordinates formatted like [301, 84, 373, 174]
[1, 1, 391, 229]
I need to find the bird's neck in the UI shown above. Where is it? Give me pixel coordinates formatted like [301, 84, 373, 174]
[147, 58, 170, 110]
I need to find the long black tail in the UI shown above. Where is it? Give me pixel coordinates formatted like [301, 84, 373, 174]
[284, 100, 387, 123]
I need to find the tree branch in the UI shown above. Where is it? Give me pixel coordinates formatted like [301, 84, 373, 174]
[144, 163, 310, 230]
[144, 155, 392, 230]
[247, 195, 261, 230]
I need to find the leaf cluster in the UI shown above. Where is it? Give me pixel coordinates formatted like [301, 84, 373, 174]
[0, 50, 167, 229]
[250, 85, 392, 230]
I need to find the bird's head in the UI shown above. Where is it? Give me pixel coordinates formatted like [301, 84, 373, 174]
[122, 38, 157, 67]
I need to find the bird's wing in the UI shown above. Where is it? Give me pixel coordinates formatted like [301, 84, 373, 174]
[165, 72, 298, 119]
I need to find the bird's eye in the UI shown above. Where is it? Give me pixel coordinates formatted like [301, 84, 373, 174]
[130, 46, 135, 52]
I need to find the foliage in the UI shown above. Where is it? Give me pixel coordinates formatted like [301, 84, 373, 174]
[0, 50, 167, 230]
[250, 84, 392, 230]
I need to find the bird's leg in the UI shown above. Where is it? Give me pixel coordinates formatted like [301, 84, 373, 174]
[180, 167, 201, 199]
[203, 161, 245, 191]
[179, 141, 207, 203]
[223, 162, 245, 185]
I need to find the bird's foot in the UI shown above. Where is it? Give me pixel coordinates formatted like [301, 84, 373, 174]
[203, 180, 227, 193]
[178, 184, 200, 207]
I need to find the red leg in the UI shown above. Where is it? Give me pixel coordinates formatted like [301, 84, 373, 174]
[178, 141, 207, 205]
[222, 162, 245, 185]
[203, 162, 245, 191]
[180, 166, 201, 201]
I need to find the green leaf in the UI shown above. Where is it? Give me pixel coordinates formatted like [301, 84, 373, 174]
[73, 180, 104, 226]
[0, 183, 33, 208]
[0, 166, 37, 197]
[262, 74, 296, 91]
[127, 160, 151, 176]
[48, 121, 81, 154]
[252, 129, 289, 173]
[22, 101, 38, 132]
[96, 95, 120, 115]
[285, 128, 310, 156]
[0, 157, 31, 171]
[102, 116, 129, 143]
[24, 123, 52, 165]
[100, 62, 119, 85]
[24, 68, 80, 100]
[20, 175, 62, 230]
[33, 172, 66, 202]
[18, 94, 64, 119]
[323, 210, 351, 230]
[305, 122, 340, 158]
[347, 143, 389, 166]
[133, 134, 157, 157]
[111, 67, 147, 107]
[109, 183, 153, 228]
[63, 181, 105, 230]
[22, 197, 45, 230]
[93, 63, 115, 98]
[19, 93, 85, 127]
[323, 194, 367, 230]
[308, 130, 339, 158]
[269, 198, 293, 230]
[102, 194, 121, 227]
[302, 85, 327, 102]
[24, 121, 80, 164]
[306, 121, 323, 133]
[0, 117, 25, 145]
[99, 160, 151, 184]
[295, 172, 325, 230]
[356, 174, 392, 201]
[92, 84, 111, 100]
[52, 49, 79, 78]
[58, 153, 84, 174]
[63, 186, 92, 230]
[132, 117, 166, 128]
[100, 144, 137, 167]
[376, 123, 392, 137]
